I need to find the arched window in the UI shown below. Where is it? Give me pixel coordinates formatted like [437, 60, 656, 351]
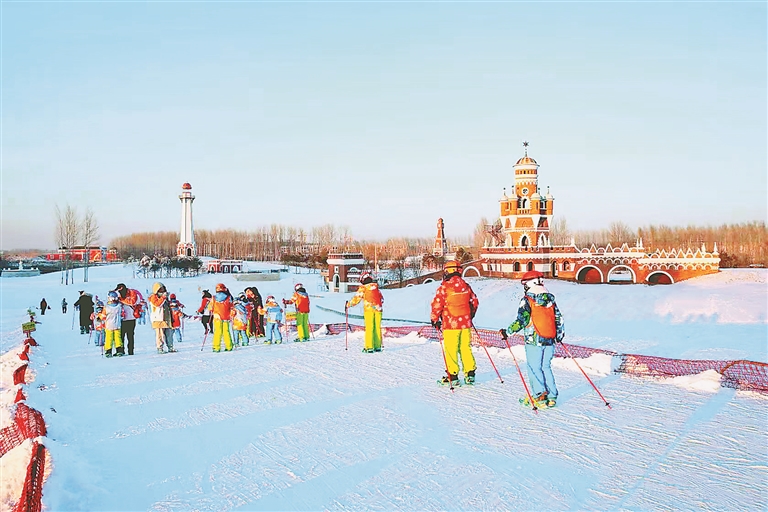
[513, 262, 520, 272]
[521, 198, 529, 210]
[527, 262, 534, 271]
[562, 261, 571, 271]
[520, 235, 529, 247]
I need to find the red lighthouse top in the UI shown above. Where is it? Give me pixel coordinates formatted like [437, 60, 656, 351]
[182, 183, 192, 190]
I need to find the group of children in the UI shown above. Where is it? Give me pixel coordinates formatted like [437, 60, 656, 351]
[194, 282, 312, 352]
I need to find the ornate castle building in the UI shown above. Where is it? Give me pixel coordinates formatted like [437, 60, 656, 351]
[463, 143, 720, 284]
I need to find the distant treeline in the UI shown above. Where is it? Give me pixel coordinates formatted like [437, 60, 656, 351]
[110, 225, 457, 265]
[110, 220, 766, 268]
[548, 220, 766, 267]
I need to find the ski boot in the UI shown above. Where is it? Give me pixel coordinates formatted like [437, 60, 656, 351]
[464, 370, 476, 385]
[519, 392, 548, 408]
[438, 374, 460, 387]
[362, 348, 375, 353]
[104, 351, 113, 358]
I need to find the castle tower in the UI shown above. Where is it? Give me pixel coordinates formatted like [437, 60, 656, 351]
[177, 183, 197, 257]
[498, 142, 554, 247]
[433, 218, 448, 257]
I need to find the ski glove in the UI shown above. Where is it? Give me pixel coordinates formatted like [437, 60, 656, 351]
[431, 319, 442, 331]
[499, 328, 508, 340]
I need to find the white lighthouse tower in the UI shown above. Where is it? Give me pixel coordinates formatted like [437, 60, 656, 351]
[177, 182, 197, 257]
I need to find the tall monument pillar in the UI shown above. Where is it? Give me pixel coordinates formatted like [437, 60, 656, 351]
[433, 218, 448, 257]
[177, 182, 197, 257]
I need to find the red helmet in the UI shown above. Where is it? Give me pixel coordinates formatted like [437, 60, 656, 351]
[215, 283, 227, 292]
[169, 293, 176, 300]
[520, 270, 544, 284]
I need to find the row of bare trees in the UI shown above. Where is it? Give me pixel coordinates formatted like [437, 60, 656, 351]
[54, 204, 100, 284]
[548, 219, 766, 267]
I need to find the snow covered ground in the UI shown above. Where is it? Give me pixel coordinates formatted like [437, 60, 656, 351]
[1, 263, 766, 511]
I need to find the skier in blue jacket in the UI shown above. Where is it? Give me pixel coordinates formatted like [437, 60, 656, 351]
[505, 270, 564, 408]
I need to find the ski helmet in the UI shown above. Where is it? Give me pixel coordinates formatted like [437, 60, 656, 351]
[360, 273, 373, 285]
[107, 290, 119, 303]
[215, 283, 227, 292]
[169, 293, 176, 300]
[266, 295, 276, 303]
[443, 261, 462, 280]
[294, 283, 303, 291]
[520, 270, 544, 285]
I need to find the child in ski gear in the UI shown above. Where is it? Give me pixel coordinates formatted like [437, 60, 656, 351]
[91, 303, 106, 347]
[103, 291, 126, 357]
[61, 298, 68, 314]
[506, 270, 564, 408]
[197, 290, 214, 335]
[39, 298, 49, 315]
[283, 283, 311, 342]
[430, 261, 479, 386]
[74, 291, 94, 334]
[346, 273, 383, 353]
[232, 293, 251, 346]
[148, 282, 176, 353]
[116, 283, 143, 356]
[168, 293, 188, 345]
[211, 283, 234, 352]
[245, 287, 264, 337]
[259, 296, 283, 344]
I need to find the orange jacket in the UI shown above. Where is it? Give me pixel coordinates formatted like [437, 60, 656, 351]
[286, 290, 310, 313]
[430, 276, 478, 330]
[348, 282, 383, 312]
[211, 293, 233, 321]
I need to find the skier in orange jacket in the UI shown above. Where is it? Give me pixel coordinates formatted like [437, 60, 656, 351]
[346, 273, 384, 353]
[431, 260, 479, 386]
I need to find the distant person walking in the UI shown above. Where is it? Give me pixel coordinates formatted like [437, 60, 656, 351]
[345, 273, 384, 353]
[430, 261, 479, 386]
[39, 298, 49, 315]
[61, 298, 68, 314]
[505, 270, 565, 409]
[74, 291, 95, 334]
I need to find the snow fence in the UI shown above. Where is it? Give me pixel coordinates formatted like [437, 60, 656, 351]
[313, 322, 768, 394]
[1, 332, 48, 512]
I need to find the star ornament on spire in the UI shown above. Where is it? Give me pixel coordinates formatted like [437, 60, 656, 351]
[522, 141, 529, 155]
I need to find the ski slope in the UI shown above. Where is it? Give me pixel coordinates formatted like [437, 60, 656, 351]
[1, 263, 766, 511]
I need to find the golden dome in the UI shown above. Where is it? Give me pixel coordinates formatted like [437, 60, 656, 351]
[515, 155, 537, 165]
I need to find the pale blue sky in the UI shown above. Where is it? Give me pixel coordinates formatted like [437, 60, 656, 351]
[2, 1, 766, 250]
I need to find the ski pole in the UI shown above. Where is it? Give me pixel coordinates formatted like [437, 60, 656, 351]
[71, 309, 75, 330]
[500, 329, 538, 413]
[344, 304, 349, 351]
[436, 325, 455, 393]
[472, 325, 504, 384]
[559, 341, 612, 408]
[200, 330, 209, 352]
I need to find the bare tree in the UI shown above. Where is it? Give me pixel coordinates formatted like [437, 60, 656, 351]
[55, 204, 80, 285]
[473, 217, 489, 249]
[81, 207, 100, 282]
[550, 217, 572, 246]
